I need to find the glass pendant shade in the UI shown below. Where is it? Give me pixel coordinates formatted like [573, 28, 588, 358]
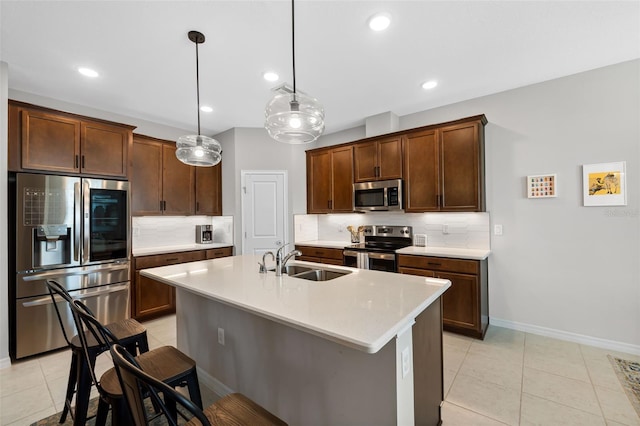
[265, 92, 325, 144]
[176, 134, 222, 167]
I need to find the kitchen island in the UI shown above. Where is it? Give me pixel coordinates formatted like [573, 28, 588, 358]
[141, 254, 450, 425]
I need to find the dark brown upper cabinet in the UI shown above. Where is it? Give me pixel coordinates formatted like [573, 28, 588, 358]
[307, 145, 354, 213]
[353, 136, 403, 182]
[8, 100, 134, 178]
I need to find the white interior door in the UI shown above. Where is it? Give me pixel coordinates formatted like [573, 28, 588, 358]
[241, 171, 287, 255]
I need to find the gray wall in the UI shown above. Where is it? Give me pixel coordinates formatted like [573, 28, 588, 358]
[311, 59, 640, 349]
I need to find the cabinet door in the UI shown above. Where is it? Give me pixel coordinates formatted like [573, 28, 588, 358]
[131, 137, 163, 215]
[331, 146, 354, 212]
[134, 271, 175, 319]
[404, 129, 440, 212]
[440, 122, 481, 211]
[162, 144, 195, 215]
[377, 137, 403, 180]
[21, 110, 80, 173]
[353, 141, 378, 182]
[307, 149, 332, 213]
[195, 163, 222, 215]
[438, 271, 479, 331]
[81, 121, 130, 178]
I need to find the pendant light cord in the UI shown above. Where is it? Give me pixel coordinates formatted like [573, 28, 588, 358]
[291, 0, 296, 95]
[195, 39, 201, 136]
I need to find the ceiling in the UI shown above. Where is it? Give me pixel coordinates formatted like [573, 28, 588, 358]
[2, 1, 639, 137]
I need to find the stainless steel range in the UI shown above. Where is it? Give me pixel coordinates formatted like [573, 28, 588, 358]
[9, 173, 131, 359]
[343, 225, 412, 272]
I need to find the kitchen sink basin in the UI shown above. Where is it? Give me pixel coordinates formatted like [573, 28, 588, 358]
[284, 265, 313, 275]
[291, 268, 351, 281]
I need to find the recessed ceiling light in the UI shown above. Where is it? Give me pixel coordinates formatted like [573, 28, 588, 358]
[263, 71, 279, 82]
[78, 67, 99, 78]
[422, 80, 438, 90]
[200, 106, 213, 113]
[368, 13, 391, 31]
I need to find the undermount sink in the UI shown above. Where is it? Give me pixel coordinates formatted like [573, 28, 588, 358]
[284, 265, 313, 276]
[286, 265, 351, 281]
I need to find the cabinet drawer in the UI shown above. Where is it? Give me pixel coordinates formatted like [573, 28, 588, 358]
[135, 250, 206, 269]
[397, 255, 478, 275]
[295, 246, 344, 261]
[205, 247, 233, 259]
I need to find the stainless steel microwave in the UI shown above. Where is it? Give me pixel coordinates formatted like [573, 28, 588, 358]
[353, 179, 403, 212]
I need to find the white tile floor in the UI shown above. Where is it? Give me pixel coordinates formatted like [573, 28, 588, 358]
[1, 317, 638, 425]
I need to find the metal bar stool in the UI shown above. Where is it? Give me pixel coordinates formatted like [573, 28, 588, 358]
[110, 344, 287, 426]
[70, 298, 203, 425]
[46, 280, 149, 425]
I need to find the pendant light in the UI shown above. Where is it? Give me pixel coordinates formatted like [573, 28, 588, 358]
[264, 0, 325, 144]
[176, 30, 222, 167]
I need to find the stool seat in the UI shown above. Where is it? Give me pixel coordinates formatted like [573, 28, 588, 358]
[70, 318, 148, 349]
[100, 346, 198, 398]
[190, 393, 287, 426]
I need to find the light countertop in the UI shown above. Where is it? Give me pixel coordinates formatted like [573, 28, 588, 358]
[295, 240, 490, 260]
[140, 254, 450, 354]
[396, 246, 491, 260]
[133, 243, 233, 257]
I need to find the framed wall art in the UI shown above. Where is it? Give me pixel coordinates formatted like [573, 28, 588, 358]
[582, 161, 627, 206]
[527, 174, 557, 198]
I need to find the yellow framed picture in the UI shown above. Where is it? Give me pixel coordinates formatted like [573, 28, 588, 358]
[582, 161, 627, 206]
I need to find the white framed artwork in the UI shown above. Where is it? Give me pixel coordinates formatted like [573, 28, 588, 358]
[582, 161, 627, 206]
[527, 174, 557, 198]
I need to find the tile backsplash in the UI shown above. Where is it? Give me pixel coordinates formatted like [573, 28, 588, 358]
[295, 212, 490, 250]
[132, 216, 234, 250]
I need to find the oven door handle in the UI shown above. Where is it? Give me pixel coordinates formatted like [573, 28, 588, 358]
[367, 252, 396, 261]
[21, 283, 129, 307]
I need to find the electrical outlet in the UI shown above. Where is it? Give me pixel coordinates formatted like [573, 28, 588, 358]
[442, 224, 449, 234]
[132, 227, 140, 236]
[494, 224, 503, 236]
[217, 328, 225, 345]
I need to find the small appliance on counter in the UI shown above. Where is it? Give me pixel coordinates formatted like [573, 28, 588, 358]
[196, 224, 213, 243]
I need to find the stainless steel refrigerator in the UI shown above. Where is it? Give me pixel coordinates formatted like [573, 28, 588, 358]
[9, 172, 131, 359]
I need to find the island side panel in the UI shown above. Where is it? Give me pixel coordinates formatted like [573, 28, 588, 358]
[413, 297, 444, 425]
[176, 288, 398, 425]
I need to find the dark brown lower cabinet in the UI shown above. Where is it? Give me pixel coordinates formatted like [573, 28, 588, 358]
[398, 254, 488, 339]
[294, 245, 344, 266]
[132, 247, 233, 320]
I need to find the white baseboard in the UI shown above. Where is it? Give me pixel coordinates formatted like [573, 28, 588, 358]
[196, 366, 234, 398]
[490, 317, 640, 356]
[0, 356, 11, 369]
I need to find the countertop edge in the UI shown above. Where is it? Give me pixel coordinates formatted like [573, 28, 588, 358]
[133, 243, 233, 257]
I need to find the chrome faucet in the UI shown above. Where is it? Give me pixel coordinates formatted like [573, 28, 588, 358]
[275, 244, 302, 276]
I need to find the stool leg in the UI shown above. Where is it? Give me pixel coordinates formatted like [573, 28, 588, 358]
[138, 332, 149, 354]
[185, 368, 203, 409]
[95, 398, 110, 426]
[60, 351, 78, 423]
[73, 358, 90, 426]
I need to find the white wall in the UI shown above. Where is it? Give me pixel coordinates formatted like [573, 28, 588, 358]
[219, 127, 310, 253]
[1, 62, 10, 367]
[310, 60, 640, 350]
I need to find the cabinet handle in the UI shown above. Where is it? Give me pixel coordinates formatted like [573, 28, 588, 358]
[314, 251, 323, 256]
[328, 200, 333, 209]
[160, 201, 164, 211]
[81, 155, 85, 169]
[163, 201, 167, 211]
[75, 155, 79, 169]
[196, 201, 200, 212]
[165, 258, 179, 262]
[427, 262, 441, 266]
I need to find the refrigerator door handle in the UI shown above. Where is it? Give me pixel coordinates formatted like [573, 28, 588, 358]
[82, 180, 90, 264]
[21, 263, 130, 281]
[74, 182, 81, 262]
[22, 283, 129, 307]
